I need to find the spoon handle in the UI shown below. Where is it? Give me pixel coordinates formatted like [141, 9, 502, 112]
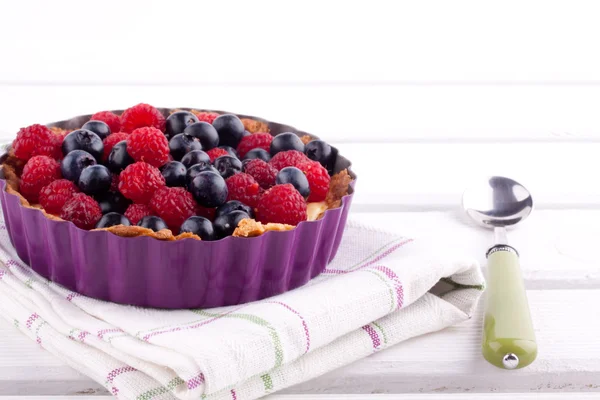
[482, 245, 537, 369]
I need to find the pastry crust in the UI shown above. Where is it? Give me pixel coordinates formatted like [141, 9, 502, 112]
[92, 225, 201, 241]
[240, 118, 270, 134]
[300, 135, 313, 145]
[232, 218, 294, 237]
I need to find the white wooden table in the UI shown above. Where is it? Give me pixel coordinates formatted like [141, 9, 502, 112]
[1, 1, 600, 399]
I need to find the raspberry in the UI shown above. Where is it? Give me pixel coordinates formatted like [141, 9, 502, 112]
[90, 111, 121, 133]
[102, 132, 129, 161]
[149, 186, 197, 230]
[60, 193, 102, 230]
[31, 131, 64, 160]
[110, 174, 119, 192]
[225, 173, 262, 208]
[196, 205, 216, 221]
[12, 124, 55, 161]
[119, 162, 166, 204]
[256, 184, 307, 225]
[193, 111, 219, 124]
[126, 127, 169, 167]
[120, 103, 166, 133]
[236, 133, 273, 159]
[39, 179, 79, 215]
[244, 159, 277, 189]
[298, 161, 330, 202]
[269, 150, 309, 171]
[19, 156, 61, 202]
[124, 203, 152, 225]
[206, 148, 229, 162]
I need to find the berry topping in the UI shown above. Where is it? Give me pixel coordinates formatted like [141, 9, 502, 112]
[110, 174, 119, 191]
[160, 161, 187, 187]
[184, 122, 219, 150]
[90, 111, 121, 133]
[165, 111, 199, 138]
[62, 129, 104, 161]
[186, 162, 218, 186]
[35, 131, 65, 160]
[60, 150, 97, 182]
[305, 139, 333, 168]
[218, 145, 239, 159]
[206, 147, 229, 162]
[298, 161, 330, 202]
[243, 148, 271, 162]
[78, 164, 112, 195]
[102, 132, 129, 161]
[243, 159, 277, 189]
[225, 173, 262, 208]
[118, 162, 166, 204]
[180, 216, 215, 240]
[216, 200, 254, 219]
[12, 124, 55, 161]
[95, 212, 131, 229]
[20, 155, 61, 202]
[96, 191, 131, 215]
[168, 133, 202, 161]
[214, 210, 249, 238]
[276, 166, 310, 199]
[39, 179, 79, 215]
[189, 171, 228, 208]
[213, 155, 242, 179]
[126, 126, 170, 167]
[237, 132, 273, 159]
[192, 111, 220, 124]
[81, 120, 111, 140]
[124, 203, 152, 225]
[269, 150, 309, 171]
[196, 205, 216, 221]
[256, 184, 307, 226]
[60, 193, 102, 230]
[270, 132, 305, 156]
[107, 141, 134, 172]
[137, 215, 168, 232]
[212, 114, 245, 148]
[181, 150, 210, 169]
[120, 103, 166, 133]
[149, 186, 197, 230]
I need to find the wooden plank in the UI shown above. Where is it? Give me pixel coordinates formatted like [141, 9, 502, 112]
[2, 1, 600, 83]
[1, 290, 599, 395]
[2, 85, 600, 142]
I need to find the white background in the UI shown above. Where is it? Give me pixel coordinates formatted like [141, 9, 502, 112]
[1, 1, 600, 398]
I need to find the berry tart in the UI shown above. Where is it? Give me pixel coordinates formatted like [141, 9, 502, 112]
[0, 105, 355, 308]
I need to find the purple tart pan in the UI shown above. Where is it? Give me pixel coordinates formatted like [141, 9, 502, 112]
[0, 109, 355, 309]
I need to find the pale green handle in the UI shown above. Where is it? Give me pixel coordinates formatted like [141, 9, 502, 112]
[482, 246, 537, 369]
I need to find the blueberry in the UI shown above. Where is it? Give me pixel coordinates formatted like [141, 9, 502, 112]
[78, 164, 112, 195]
[160, 161, 187, 187]
[219, 145, 239, 159]
[107, 141, 134, 172]
[165, 111, 199, 138]
[215, 200, 254, 219]
[81, 120, 111, 140]
[62, 129, 104, 161]
[137, 216, 168, 232]
[186, 162, 218, 186]
[168, 133, 202, 161]
[181, 150, 210, 169]
[95, 212, 131, 228]
[179, 216, 215, 240]
[213, 210, 249, 238]
[243, 148, 271, 162]
[183, 122, 219, 150]
[96, 191, 131, 214]
[213, 155, 242, 179]
[212, 114, 245, 148]
[189, 171, 228, 208]
[270, 132, 304, 156]
[60, 150, 97, 182]
[276, 167, 310, 199]
[305, 140, 333, 168]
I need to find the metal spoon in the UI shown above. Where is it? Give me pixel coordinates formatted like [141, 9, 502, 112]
[462, 176, 537, 370]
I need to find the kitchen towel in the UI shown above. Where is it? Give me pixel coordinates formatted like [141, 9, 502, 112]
[0, 215, 484, 400]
